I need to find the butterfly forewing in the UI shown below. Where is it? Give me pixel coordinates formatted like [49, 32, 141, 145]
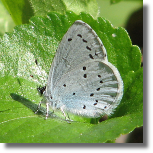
[47, 20, 107, 93]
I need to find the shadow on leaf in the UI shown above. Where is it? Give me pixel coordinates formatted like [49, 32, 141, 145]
[10, 93, 44, 115]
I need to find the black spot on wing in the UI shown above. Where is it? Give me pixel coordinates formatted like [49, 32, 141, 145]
[86, 46, 91, 51]
[77, 34, 82, 38]
[90, 93, 94, 97]
[83, 74, 87, 78]
[89, 54, 94, 59]
[83, 105, 86, 109]
[82, 39, 87, 43]
[63, 84, 66, 87]
[83, 66, 86, 70]
[68, 38, 72, 41]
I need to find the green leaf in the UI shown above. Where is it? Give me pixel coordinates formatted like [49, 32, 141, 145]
[110, 0, 143, 4]
[63, 0, 99, 18]
[111, 68, 143, 118]
[1, 0, 98, 25]
[110, 0, 122, 4]
[0, 11, 142, 143]
[1, 0, 34, 25]
[0, 1, 15, 35]
[31, 0, 99, 18]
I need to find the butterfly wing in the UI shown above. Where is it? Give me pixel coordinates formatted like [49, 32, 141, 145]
[44, 20, 123, 118]
[52, 59, 123, 117]
[46, 20, 107, 94]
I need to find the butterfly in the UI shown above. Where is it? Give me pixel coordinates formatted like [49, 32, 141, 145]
[35, 20, 123, 120]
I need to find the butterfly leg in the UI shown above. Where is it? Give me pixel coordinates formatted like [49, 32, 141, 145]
[60, 107, 67, 120]
[60, 107, 72, 123]
[35, 101, 42, 114]
[45, 102, 49, 119]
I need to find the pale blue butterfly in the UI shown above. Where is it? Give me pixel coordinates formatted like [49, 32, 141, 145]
[36, 20, 123, 120]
